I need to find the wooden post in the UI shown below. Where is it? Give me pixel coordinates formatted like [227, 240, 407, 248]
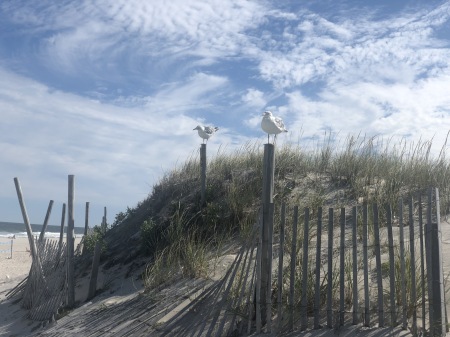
[373, 203, 384, 327]
[408, 196, 417, 336]
[261, 143, 275, 328]
[67, 175, 75, 309]
[289, 206, 299, 331]
[84, 202, 90, 236]
[88, 241, 101, 300]
[58, 203, 66, 255]
[418, 194, 426, 332]
[300, 208, 310, 330]
[277, 203, 286, 333]
[266, 203, 274, 332]
[200, 143, 207, 206]
[398, 199, 407, 330]
[362, 203, 370, 327]
[339, 208, 345, 327]
[386, 204, 396, 326]
[314, 207, 322, 329]
[326, 208, 334, 328]
[39, 200, 54, 242]
[101, 206, 107, 234]
[428, 188, 446, 336]
[352, 206, 359, 325]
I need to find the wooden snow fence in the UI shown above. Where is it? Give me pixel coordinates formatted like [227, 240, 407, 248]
[7, 239, 68, 321]
[227, 189, 446, 336]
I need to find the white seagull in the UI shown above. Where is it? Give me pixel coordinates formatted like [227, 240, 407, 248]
[193, 125, 219, 143]
[261, 111, 288, 143]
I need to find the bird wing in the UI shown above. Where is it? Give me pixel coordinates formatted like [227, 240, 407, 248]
[274, 117, 286, 130]
[204, 126, 217, 135]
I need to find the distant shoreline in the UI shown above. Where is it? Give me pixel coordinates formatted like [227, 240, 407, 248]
[0, 221, 85, 238]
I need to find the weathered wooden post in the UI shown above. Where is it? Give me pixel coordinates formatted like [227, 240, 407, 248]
[339, 208, 345, 327]
[427, 188, 447, 336]
[39, 200, 54, 242]
[58, 203, 66, 255]
[327, 208, 334, 328]
[67, 175, 75, 308]
[101, 206, 107, 234]
[200, 143, 207, 206]
[260, 143, 275, 328]
[351, 206, 359, 325]
[373, 203, 384, 327]
[362, 203, 370, 327]
[84, 202, 90, 236]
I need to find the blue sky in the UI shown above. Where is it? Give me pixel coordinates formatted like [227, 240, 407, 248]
[1, 0, 450, 227]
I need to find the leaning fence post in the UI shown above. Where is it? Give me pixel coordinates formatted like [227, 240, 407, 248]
[39, 200, 54, 242]
[200, 143, 207, 206]
[58, 203, 66, 256]
[84, 202, 90, 236]
[67, 175, 75, 309]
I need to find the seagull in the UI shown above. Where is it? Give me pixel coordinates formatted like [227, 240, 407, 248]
[193, 125, 219, 143]
[261, 111, 288, 143]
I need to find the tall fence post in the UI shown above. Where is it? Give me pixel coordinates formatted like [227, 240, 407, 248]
[84, 202, 90, 236]
[39, 200, 54, 242]
[67, 175, 75, 309]
[427, 188, 446, 336]
[58, 203, 66, 256]
[200, 143, 207, 206]
[260, 143, 275, 328]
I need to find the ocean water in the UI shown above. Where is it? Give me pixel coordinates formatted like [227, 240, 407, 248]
[0, 221, 85, 239]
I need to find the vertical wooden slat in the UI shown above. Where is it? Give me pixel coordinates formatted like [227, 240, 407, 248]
[409, 196, 417, 336]
[430, 188, 446, 336]
[373, 203, 384, 327]
[301, 208, 310, 330]
[58, 203, 66, 256]
[39, 200, 54, 242]
[289, 206, 299, 331]
[67, 174, 75, 309]
[277, 203, 286, 333]
[426, 188, 433, 330]
[398, 198, 407, 330]
[88, 241, 101, 300]
[256, 210, 263, 333]
[352, 206, 359, 325]
[386, 204, 396, 326]
[84, 202, 90, 236]
[314, 207, 322, 329]
[418, 194, 426, 331]
[339, 208, 345, 327]
[362, 203, 370, 327]
[327, 208, 334, 328]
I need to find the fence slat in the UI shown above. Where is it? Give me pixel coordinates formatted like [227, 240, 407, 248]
[418, 194, 426, 332]
[408, 196, 417, 336]
[327, 208, 334, 328]
[339, 208, 345, 327]
[386, 204, 396, 326]
[277, 203, 286, 333]
[352, 206, 359, 325]
[373, 203, 384, 327]
[362, 203, 370, 327]
[289, 206, 299, 332]
[301, 208, 310, 331]
[314, 207, 322, 329]
[398, 198, 407, 330]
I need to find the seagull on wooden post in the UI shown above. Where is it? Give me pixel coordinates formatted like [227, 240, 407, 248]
[261, 111, 288, 143]
[193, 125, 219, 144]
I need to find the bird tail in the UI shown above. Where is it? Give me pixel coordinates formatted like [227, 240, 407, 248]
[214, 127, 219, 131]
